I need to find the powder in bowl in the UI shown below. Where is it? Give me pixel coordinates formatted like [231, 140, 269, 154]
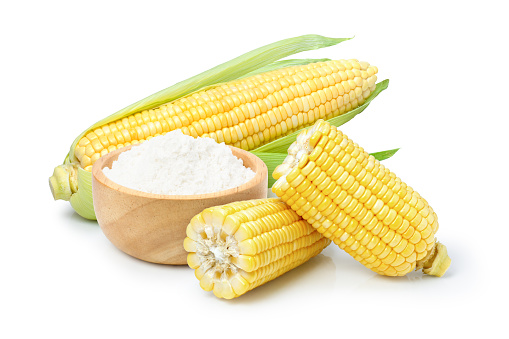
[102, 130, 256, 195]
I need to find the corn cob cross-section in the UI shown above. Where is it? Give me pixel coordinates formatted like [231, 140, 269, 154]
[272, 120, 451, 277]
[183, 198, 331, 299]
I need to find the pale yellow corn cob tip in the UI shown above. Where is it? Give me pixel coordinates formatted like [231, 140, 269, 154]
[272, 120, 450, 277]
[183, 198, 330, 299]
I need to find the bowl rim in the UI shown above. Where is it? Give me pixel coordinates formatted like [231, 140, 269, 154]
[92, 144, 268, 201]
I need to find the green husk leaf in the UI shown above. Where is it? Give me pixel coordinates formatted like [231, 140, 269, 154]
[253, 79, 390, 154]
[70, 167, 95, 220]
[66, 35, 352, 163]
[369, 148, 400, 161]
[254, 147, 400, 187]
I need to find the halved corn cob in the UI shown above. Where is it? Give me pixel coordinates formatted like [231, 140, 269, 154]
[183, 198, 331, 299]
[272, 120, 451, 277]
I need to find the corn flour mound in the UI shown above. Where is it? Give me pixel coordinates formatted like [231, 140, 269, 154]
[103, 130, 256, 195]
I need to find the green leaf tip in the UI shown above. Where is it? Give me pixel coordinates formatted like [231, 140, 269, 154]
[369, 148, 400, 161]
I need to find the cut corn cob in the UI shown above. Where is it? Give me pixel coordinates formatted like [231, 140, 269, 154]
[183, 198, 331, 299]
[73, 59, 378, 171]
[272, 120, 451, 277]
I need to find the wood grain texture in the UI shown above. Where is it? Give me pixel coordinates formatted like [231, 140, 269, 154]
[92, 145, 268, 265]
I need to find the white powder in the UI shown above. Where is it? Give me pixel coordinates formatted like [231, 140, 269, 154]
[103, 130, 256, 195]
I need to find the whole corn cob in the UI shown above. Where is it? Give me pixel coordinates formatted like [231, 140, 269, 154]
[272, 120, 451, 277]
[72, 59, 377, 172]
[183, 198, 331, 299]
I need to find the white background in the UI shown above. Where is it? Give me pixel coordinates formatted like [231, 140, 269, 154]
[2, 0, 508, 338]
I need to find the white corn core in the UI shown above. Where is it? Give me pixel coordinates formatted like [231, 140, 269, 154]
[210, 245, 227, 263]
[195, 224, 240, 279]
[276, 126, 317, 184]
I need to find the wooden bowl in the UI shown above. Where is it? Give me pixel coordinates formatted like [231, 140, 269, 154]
[91, 145, 268, 265]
